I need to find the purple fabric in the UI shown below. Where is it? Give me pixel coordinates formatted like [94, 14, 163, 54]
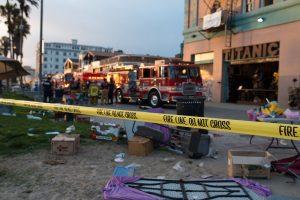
[102, 176, 161, 200]
[229, 178, 272, 197]
[144, 108, 171, 143]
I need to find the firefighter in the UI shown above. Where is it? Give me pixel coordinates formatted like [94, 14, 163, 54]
[89, 81, 99, 105]
[42, 76, 53, 103]
[81, 80, 89, 104]
[101, 78, 109, 105]
[108, 77, 115, 104]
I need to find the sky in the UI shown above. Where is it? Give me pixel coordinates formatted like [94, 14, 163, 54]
[0, 0, 185, 68]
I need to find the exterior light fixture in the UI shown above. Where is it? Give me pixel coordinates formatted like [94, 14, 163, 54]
[257, 17, 264, 23]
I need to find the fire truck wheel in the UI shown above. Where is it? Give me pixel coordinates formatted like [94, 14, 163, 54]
[148, 90, 161, 108]
[115, 89, 124, 103]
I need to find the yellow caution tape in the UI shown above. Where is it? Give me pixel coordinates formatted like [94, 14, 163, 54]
[1, 98, 300, 140]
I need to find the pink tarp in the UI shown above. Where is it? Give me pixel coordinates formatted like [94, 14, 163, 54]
[102, 176, 161, 200]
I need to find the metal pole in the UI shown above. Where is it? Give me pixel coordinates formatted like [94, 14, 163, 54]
[39, 0, 43, 97]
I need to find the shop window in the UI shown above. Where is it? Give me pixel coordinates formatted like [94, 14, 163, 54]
[262, 0, 273, 7]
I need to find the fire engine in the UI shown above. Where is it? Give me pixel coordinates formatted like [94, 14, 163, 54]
[106, 59, 204, 107]
[62, 72, 104, 90]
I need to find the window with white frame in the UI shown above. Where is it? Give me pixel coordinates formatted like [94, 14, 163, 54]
[245, 0, 253, 12]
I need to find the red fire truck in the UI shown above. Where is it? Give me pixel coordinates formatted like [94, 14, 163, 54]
[107, 60, 204, 107]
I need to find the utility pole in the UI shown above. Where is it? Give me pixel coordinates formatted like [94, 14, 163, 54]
[39, 0, 43, 96]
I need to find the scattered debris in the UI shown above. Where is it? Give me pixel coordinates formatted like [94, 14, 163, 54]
[201, 174, 213, 179]
[45, 131, 60, 135]
[1, 112, 16, 116]
[173, 161, 185, 172]
[65, 125, 75, 133]
[279, 139, 288, 146]
[198, 162, 204, 167]
[91, 123, 120, 141]
[160, 157, 176, 162]
[27, 114, 42, 120]
[114, 153, 125, 163]
[126, 163, 141, 168]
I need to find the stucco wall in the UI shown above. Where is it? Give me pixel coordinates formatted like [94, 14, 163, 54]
[184, 21, 300, 107]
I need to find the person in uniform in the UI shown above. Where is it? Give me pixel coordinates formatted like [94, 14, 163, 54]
[89, 81, 99, 105]
[108, 77, 115, 104]
[42, 77, 53, 103]
[101, 78, 109, 105]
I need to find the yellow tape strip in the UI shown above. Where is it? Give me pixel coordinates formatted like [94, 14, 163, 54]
[1, 98, 300, 141]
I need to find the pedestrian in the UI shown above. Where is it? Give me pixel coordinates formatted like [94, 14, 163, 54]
[89, 81, 99, 105]
[108, 77, 115, 104]
[101, 78, 109, 105]
[42, 76, 53, 103]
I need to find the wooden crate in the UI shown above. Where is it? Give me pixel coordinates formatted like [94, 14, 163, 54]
[228, 150, 271, 179]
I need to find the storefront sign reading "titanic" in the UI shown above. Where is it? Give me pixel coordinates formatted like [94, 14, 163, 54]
[223, 42, 279, 62]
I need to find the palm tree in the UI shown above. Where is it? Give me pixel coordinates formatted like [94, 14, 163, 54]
[0, 0, 39, 61]
[16, 0, 39, 63]
[11, 13, 30, 59]
[0, 36, 10, 56]
[0, 0, 19, 59]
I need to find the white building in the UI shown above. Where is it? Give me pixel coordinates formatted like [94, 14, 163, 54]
[36, 39, 113, 77]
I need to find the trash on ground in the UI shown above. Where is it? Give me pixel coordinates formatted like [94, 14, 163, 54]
[166, 146, 183, 154]
[201, 174, 213, 179]
[90, 123, 120, 141]
[1, 112, 16, 116]
[173, 161, 185, 172]
[156, 176, 166, 179]
[279, 139, 288, 146]
[206, 133, 218, 159]
[114, 153, 125, 163]
[27, 114, 42, 120]
[45, 131, 60, 135]
[113, 166, 135, 176]
[65, 125, 75, 133]
[160, 157, 176, 162]
[126, 163, 141, 168]
[198, 162, 204, 167]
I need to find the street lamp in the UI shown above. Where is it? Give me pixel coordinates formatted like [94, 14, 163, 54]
[39, 0, 43, 94]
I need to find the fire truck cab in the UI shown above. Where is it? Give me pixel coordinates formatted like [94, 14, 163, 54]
[111, 59, 203, 107]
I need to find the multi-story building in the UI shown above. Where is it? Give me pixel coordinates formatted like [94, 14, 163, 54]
[36, 39, 113, 77]
[183, 0, 300, 107]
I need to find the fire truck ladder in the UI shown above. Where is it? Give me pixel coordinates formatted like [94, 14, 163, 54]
[224, 0, 238, 47]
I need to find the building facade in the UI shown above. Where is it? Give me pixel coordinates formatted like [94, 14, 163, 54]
[36, 39, 113, 77]
[183, 0, 300, 107]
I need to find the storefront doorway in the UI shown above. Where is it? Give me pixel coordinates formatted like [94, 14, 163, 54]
[228, 62, 278, 104]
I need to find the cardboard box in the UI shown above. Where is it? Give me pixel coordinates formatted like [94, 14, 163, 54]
[128, 136, 153, 156]
[228, 150, 271, 179]
[51, 134, 80, 155]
